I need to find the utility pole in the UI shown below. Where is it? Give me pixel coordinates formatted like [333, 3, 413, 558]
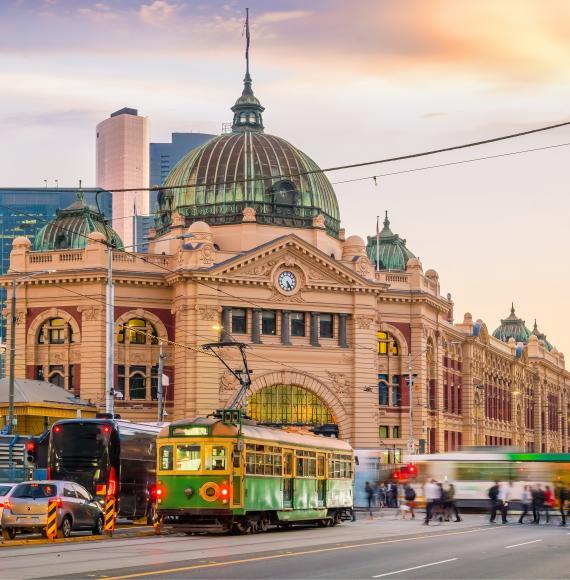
[7, 279, 17, 443]
[407, 352, 414, 455]
[157, 341, 165, 422]
[105, 245, 115, 416]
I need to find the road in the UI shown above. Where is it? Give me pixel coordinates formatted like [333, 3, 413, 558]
[0, 514, 568, 579]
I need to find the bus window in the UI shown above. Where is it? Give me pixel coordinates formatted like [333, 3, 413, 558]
[206, 446, 227, 471]
[160, 445, 174, 471]
[176, 444, 201, 471]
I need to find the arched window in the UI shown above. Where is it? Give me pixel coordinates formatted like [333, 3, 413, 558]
[247, 384, 334, 426]
[118, 318, 158, 345]
[38, 317, 74, 345]
[376, 331, 399, 356]
[378, 380, 389, 406]
[268, 180, 297, 206]
[129, 366, 147, 400]
[48, 365, 64, 388]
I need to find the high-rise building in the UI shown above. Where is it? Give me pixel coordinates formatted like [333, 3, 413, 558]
[96, 107, 149, 249]
[149, 132, 214, 212]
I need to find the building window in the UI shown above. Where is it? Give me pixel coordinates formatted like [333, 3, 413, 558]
[290, 312, 305, 337]
[151, 364, 159, 401]
[379, 425, 389, 439]
[319, 314, 333, 338]
[68, 365, 75, 390]
[38, 317, 72, 345]
[262, 310, 276, 335]
[129, 365, 146, 400]
[118, 318, 158, 345]
[379, 381, 389, 406]
[377, 331, 399, 356]
[231, 308, 247, 334]
[392, 426, 400, 438]
[48, 365, 64, 388]
[392, 377, 401, 406]
[117, 365, 125, 397]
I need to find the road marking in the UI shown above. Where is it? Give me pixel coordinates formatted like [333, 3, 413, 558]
[372, 558, 458, 578]
[504, 539, 542, 549]
[100, 527, 495, 580]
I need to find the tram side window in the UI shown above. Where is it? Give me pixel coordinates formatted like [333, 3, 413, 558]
[176, 444, 201, 471]
[328, 454, 353, 479]
[295, 450, 316, 478]
[205, 446, 227, 471]
[245, 444, 282, 476]
[160, 445, 174, 471]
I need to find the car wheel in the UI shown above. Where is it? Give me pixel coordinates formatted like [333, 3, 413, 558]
[93, 515, 104, 536]
[57, 516, 72, 539]
[2, 527, 16, 541]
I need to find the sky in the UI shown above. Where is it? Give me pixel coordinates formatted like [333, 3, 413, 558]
[0, 0, 569, 355]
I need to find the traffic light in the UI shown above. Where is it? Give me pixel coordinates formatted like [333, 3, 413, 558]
[402, 463, 417, 478]
[25, 440, 37, 465]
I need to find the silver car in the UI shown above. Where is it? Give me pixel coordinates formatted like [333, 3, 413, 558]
[1, 480, 104, 540]
[0, 483, 17, 527]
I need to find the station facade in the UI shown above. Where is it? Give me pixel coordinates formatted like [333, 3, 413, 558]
[2, 67, 569, 459]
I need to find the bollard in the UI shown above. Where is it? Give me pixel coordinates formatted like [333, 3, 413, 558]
[46, 498, 58, 541]
[152, 504, 161, 535]
[104, 496, 116, 536]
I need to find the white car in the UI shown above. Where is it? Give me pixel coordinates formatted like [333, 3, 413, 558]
[0, 483, 17, 527]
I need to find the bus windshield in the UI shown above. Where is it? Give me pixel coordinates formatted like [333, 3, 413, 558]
[49, 423, 115, 495]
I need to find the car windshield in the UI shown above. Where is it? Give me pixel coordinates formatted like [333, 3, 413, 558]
[0, 485, 14, 497]
[12, 483, 57, 499]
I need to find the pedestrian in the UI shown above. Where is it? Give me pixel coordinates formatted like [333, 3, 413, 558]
[445, 482, 462, 522]
[532, 484, 545, 524]
[403, 482, 416, 519]
[544, 485, 555, 523]
[488, 480, 500, 523]
[423, 479, 440, 525]
[498, 481, 511, 524]
[557, 482, 568, 526]
[365, 481, 375, 519]
[377, 482, 386, 509]
[518, 484, 531, 524]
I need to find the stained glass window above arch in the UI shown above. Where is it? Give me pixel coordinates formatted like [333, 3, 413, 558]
[377, 331, 399, 356]
[247, 384, 334, 427]
[118, 318, 159, 345]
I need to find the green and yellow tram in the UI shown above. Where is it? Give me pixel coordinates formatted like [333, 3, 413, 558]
[155, 411, 354, 533]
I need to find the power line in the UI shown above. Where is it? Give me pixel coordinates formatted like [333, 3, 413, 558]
[1, 120, 568, 195]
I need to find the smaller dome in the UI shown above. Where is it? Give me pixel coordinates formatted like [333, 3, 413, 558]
[425, 269, 439, 280]
[492, 303, 531, 344]
[34, 191, 123, 251]
[366, 212, 416, 271]
[406, 257, 423, 272]
[530, 319, 553, 351]
[13, 236, 32, 249]
[345, 235, 365, 247]
[342, 235, 366, 261]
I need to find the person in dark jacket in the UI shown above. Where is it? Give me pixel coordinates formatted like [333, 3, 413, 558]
[444, 482, 462, 522]
[557, 483, 568, 526]
[488, 481, 500, 523]
[532, 484, 545, 524]
[365, 481, 375, 518]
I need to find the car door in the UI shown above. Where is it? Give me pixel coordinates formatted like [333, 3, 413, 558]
[62, 484, 84, 527]
[74, 484, 98, 528]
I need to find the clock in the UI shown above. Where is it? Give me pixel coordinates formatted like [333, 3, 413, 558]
[278, 271, 297, 292]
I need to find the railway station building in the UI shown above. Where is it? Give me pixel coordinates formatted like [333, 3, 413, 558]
[2, 65, 569, 460]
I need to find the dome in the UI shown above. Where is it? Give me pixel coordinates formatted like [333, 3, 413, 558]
[156, 63, 340, 238]
[366, 212, 416, 271]
[530, 319, 553, 351]
[34, 191, 123, 251]
[492, 303, 531, 344]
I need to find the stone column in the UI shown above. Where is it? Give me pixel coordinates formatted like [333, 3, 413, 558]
[221, 307, 232, 342]
[338, 314, 349, 348]
[252, 309, 262, 344]
[310, 312, 320, 347]
[281, 311, 291, 345]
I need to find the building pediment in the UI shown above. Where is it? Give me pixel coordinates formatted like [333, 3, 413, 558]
[207, 235, 387, 292]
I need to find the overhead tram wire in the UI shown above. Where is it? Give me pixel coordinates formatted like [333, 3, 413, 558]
[5, 120, 570, 197]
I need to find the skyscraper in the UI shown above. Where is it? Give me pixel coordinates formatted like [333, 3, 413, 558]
[96, 107, 149, 249]
[149, 132, 214, 212]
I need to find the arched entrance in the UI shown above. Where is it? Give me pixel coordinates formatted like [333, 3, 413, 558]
[247, 384, 335, 426]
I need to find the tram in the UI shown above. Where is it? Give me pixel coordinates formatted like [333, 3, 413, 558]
[409, 450, 570, 508]
[155, 409, 354, 533]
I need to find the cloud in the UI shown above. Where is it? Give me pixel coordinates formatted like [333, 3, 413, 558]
[139, 0, 177, 25]
[256, 10, 313, 24]
[78, 3, 117, 23]
[1, 108, 102, 128]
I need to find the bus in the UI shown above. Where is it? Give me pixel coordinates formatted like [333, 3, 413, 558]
[48, 418, 164, 519]
[408, 450, 570, 509]
[155, 410, 354, 533]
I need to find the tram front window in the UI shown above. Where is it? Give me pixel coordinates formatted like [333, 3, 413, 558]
[176, 444, 201, 471]
[206, 445, 227, 471]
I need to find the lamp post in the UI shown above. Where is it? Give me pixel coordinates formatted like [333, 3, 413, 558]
[406, 345, 433, 455]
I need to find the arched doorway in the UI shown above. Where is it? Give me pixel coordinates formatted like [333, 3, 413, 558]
[247, 384, 335, 427]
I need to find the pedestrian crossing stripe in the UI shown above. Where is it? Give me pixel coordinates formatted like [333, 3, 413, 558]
[46, 499, 58, 540]
[104, 497, 116, 532]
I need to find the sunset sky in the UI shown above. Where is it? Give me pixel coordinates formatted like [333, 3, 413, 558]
[1, 0, 569, 354]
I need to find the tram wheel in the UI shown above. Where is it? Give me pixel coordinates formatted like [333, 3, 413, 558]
[258, 515, 270, 533]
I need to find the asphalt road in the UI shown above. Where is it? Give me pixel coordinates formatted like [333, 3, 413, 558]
[0, 514, 568, 579]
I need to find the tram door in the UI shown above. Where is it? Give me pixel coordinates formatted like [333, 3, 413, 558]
[317, 453, 326, 507]
[231, 444, 242, 508]
[283, 450, 293, 508]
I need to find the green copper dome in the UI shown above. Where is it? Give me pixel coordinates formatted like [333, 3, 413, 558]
[366, 212, 416, 271]
[492, 304, 531, 344]
[34, 192, 123, 251]
[530, 319, 553, 351]
[155, 71, 340, 238]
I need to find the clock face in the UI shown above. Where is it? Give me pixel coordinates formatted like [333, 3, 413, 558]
[278, 270, 297, 292]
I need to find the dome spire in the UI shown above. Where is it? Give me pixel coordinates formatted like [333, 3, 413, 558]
[231, 8, 265, 132]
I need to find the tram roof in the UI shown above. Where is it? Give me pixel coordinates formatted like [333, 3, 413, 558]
[161, 417, 352, 452]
